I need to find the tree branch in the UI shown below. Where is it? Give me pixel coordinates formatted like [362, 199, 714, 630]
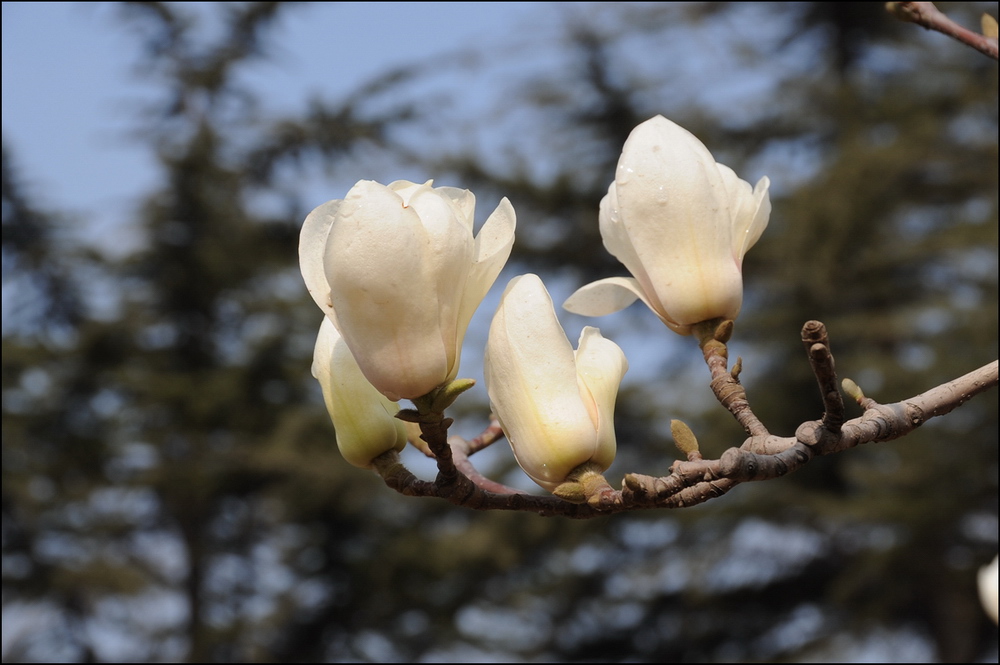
[887, 2, 999, 60]
[372, 322, 999, 518]
[694, 319, 769, 437]
[801, 320, 845, 435]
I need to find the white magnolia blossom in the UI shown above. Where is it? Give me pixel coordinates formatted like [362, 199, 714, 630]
[484, 274, 628, 492]
[980, 555, 999, 625]
[300, 179, 516, 400]
[563, 115, 771, 335]
[311, 317, 407, 468]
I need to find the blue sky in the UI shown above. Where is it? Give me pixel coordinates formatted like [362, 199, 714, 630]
[2, 2, 550, 250]
[3, 2, 801, 252]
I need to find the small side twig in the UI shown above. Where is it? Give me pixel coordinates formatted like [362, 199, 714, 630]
[450, 434, 524, 496]
[374, 328, 997, 518]
[801, 320, 845, 435]
[694, 319, 769, 437]
[887, 1, 999, 60]
[465, 418, 505, 455]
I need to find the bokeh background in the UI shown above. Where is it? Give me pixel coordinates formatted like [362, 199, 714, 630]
[3, 2, 997, 662]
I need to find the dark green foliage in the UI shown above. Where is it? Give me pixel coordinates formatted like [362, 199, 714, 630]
[2, 2, 996, 662]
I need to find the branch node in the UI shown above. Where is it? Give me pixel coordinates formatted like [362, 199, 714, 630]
[795, 420, 824, 447]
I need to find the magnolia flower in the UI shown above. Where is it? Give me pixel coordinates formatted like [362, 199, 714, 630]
[563, 115, 771, 335]
[484, 274, 628, 492]
[300, 179, 516, 401]
[980, 555, 999, 625]
[312, 317, 408, 468]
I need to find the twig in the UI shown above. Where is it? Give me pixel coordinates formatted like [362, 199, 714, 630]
[450, 434, 524, 496]
[693, 319, 769, 437]
[801, 320, 845, 435]
[465, 418, 505, 455]
[887, 2, 999, 60]
[372, 323, 998, 517]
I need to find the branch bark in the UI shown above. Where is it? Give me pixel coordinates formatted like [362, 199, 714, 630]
[887, 2, 999, 59]
[373, 321, 999, 518]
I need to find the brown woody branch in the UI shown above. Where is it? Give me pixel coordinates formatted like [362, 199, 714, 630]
[887, 2, 999, 60]
[694, 319, 769, 437]
[801, 320, 845, 435]
[373, 321, 999, 518]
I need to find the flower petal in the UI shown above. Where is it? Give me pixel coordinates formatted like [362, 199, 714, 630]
[979, 555, 999, 625]
[387, 179, 431, 203]
[299, 198, 340, 319]
[715, 164, 771, 262]
[598, 183, 656, 303]
[574, 326, 627, 471]
[432, 185, 477, 231]
[312, 318, 407, 468]
[453, 197, 517, 378]
[563, 276, 646, 317]
[736, 176, 771, 260]
[404, 184, 477, 382]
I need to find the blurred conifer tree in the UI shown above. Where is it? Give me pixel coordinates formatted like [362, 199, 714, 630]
[2, 2, 996, 662]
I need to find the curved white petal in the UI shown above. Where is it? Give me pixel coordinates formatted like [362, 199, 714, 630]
[564, 276, 692, 336]
[574, 326, 627, 471]
[715, 162, 753, 226]
[598, 183, 656, 301]
[387, 179, 430, 202]
[715, 164, 771, 263]
[299, 198, 341, 319]
[473, 198, 517, 279]
[404, 184, 477, 380]
[454, 197, 517, 379]
[563, 276, 646, 317]
[433, 185, 477, 231]
[312, 318, 407, 468]
[980, 555, 999, 625]
[736, 176, 771, 260]
[484, 275, 599, 491]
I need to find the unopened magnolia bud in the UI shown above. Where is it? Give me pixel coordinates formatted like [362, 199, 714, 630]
[842, 378, 865, 403]
[982, 13, 998, 38]
[430, 378, 477, 413]
[671, 419, 700, 455]
[484, 275, 628, 493]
